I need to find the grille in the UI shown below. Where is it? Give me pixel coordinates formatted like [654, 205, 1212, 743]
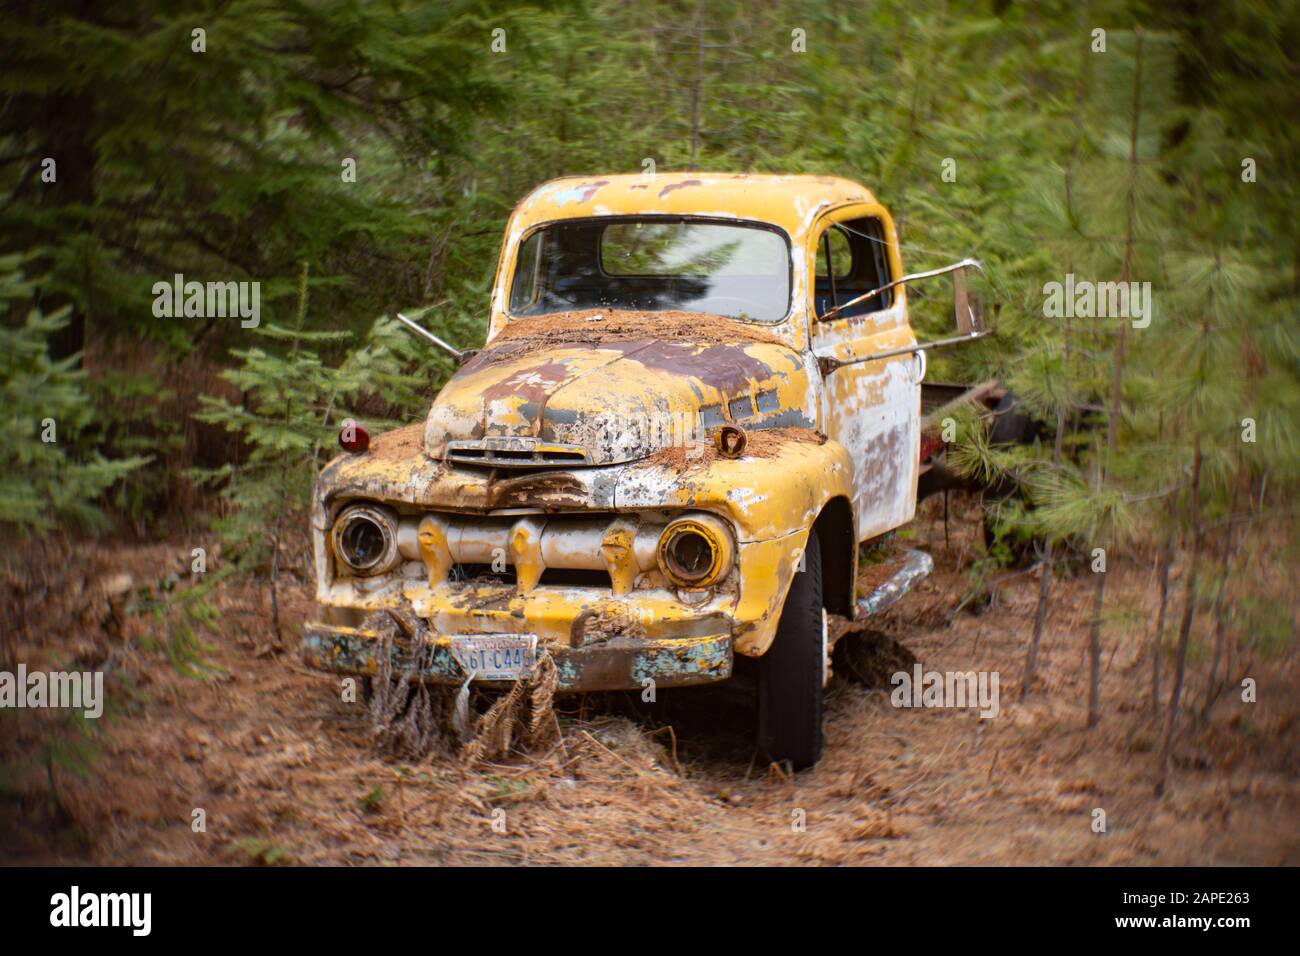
[444, 438, 591, 468]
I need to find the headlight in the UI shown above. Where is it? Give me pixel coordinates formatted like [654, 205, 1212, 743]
[331, 504, 400, 576]
[657, 513, 734, 588]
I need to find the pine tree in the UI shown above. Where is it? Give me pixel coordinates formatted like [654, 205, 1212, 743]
[0, 0, 534, 510]
[0, 256, 145, 533]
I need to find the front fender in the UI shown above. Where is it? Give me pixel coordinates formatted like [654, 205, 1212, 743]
[611, 432, 855, 656]
[612, 431, 854, 542]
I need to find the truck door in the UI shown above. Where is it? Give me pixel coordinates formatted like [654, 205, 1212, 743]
[809, 209, 921, 542]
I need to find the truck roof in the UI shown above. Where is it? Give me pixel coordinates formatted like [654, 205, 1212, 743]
[512, 172, 880, 237]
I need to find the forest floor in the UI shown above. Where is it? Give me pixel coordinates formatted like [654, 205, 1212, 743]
[2, 496, 1297, 866]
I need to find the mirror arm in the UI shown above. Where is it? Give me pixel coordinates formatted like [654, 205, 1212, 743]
[819, 257, 983, 322]
[818, 327, 995, 376]
[395, 311, 470, 363]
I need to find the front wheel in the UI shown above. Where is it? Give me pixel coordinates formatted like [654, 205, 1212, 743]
[756, 528, 826, 770]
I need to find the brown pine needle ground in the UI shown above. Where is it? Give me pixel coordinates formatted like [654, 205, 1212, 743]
[2, 496, 1296, 866]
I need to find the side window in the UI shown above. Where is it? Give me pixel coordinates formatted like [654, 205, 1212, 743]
[815, 226, 852, 279]
[815, 217, 893, 319]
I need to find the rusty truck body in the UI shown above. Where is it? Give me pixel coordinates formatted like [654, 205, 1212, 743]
[304, 172, 991, 768]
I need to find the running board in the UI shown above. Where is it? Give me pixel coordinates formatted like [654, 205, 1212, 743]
[854, 549, 934, 619]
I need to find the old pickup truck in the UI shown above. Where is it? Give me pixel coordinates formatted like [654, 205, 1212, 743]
[304, 173, 993, 769]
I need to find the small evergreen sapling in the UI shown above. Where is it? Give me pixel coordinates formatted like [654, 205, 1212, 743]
[194, 263, 425, 644]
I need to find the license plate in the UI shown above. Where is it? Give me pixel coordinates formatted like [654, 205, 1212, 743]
[450, 634, 538, 681]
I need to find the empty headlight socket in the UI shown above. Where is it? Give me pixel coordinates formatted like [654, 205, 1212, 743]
[657, 513, 734, 589]
[331, 503, 401, 577]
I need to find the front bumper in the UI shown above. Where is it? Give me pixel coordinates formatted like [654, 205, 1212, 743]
[303, 622, 733, 692]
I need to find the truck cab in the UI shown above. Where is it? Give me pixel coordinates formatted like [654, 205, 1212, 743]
[305, 173, 984, 768]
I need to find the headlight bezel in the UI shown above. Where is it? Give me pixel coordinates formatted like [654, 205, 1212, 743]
[330, 503, 401, 577]
[656, 513, 734, 589]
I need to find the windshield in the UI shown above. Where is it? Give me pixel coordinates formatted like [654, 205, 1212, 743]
[507, 217, 791, 323]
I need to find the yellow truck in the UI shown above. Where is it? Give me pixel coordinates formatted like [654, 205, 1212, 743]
[304, 173, 991, 768]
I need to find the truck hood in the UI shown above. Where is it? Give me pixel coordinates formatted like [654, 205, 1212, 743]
[423, 311, 815, 467]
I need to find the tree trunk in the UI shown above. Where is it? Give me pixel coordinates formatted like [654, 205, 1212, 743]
[1087, 30, 1145, 730]
[1105, 29, 1144, 455]
[31, 90, 97, 362]
[1152, 527, 1173, 719]
[1200, 475, 1241, 723]
[1156, 438, 1203, 797]
[1022, 402, 1066, 702]
[687, 0, 705, 169]
[1022, 543, 1052, 703]
[1087, 566, 1106, 727]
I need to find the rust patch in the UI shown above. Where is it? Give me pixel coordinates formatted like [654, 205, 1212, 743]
[485, 471, 588, 510]
[646, 443, 715, 473]
[556, 180, 609, 205]
[367, 423, 425, 460]
[647, 426, 823, 472]
[493, 308, 784, 348]
[742, 426, 825, 458]
[469, 310, 795, 396]
[623, 340, 780, 395]
[657, 178, 702, 198]
[456, 585, 515, 613]
[569, 604, 647, 648]
[480, 358, 572, 404]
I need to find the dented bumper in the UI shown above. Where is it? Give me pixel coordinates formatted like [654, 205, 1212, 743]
[302, 621, 732, 692]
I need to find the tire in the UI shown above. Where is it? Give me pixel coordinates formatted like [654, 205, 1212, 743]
[757, 527, 826, 770]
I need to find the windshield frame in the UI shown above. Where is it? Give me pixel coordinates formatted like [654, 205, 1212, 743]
[502, 214, 796, 326]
